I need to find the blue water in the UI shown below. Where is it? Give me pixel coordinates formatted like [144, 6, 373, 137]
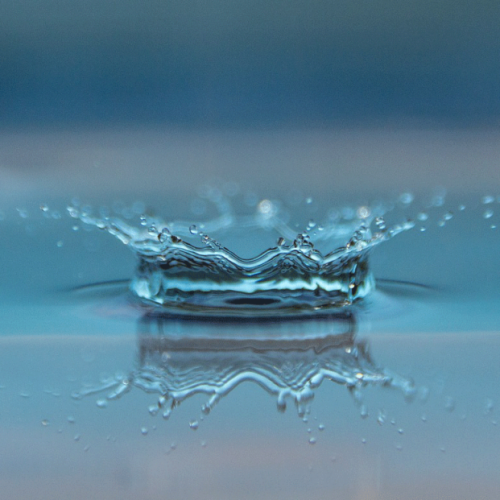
[1, 188, 499, 499]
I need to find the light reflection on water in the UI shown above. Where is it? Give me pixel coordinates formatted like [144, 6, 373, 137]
[72, 310, 416, 421]
[0, 190, 500, 499]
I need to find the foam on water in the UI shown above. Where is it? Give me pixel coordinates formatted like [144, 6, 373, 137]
[67, 189, 416, 317]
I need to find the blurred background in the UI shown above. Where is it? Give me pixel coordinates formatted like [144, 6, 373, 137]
[1, 0, 500, 196]
[2, 0, 500, 127]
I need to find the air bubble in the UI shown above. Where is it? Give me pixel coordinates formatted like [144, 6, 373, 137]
[41, 419, 49, 426]
[189, 420, 199, 430]
[189, 224, 198, 235]
[483, 209, 494, 219]
[96, 399, 108, 408]
[417, 212, 428, 221]
[482, 195, 495, 204]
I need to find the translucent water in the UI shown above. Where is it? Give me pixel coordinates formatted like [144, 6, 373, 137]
[72, 312, 415, 418]
[2, 185, 500, 500]
[67, 190, 416, 317]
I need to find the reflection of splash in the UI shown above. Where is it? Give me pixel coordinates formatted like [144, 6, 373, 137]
[72, 313, 415, 417]
[68, 192, 414, 316]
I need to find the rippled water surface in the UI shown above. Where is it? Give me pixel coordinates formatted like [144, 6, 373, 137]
[1, 181, 500, 499]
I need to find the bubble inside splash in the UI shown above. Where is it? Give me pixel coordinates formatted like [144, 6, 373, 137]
[68, 191, 415, 317]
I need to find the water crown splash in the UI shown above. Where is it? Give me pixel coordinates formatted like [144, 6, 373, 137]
[67, 190, 415, 317]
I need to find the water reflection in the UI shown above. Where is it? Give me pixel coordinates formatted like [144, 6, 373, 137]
[73, 310, 415, 418]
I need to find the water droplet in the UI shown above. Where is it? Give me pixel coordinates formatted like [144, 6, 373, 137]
[482, 195, 495, 204]
[277, 236, 286, 247]
[148, 405, 159, 416]
[201, 440, 207, 448]
[398, 428, 404, 435]
[189, 224, 198, 235]
[417, 212, 428, 221]
[357, 206, 370, 219]
[377, 410, 386, 426]
[67, 416, 75, 424]
[444, 396, 455, 412]
[56, 240, 64, 248]
[257, 199, 275, 217]
[41, 419, 49, 426]
[67, 206, 79, 218]
[360, 405, 369, 419]
[485, 398, 494, 414]
[361, 438, 367, 444]
[72, 224, 80, 231]
[158, 227, 171, 243]
[40, 204, 49, 212]
[421, 413, 427, 423]
[399, 192, 414, 205]
[484, 209, 494, 219]
[74, 434, 81, 442]
[141, 427, 148, 435]
[458, 204, 466, 211]
[375, 217, 386, 230]
[306, 197, 313, 205]
[318, 424, 325, 431]
[189, 420, 199, 430]
[309, 437, 317, 445]
[148, 225, 158, 236]
[432, 193, 446, 207]
[139, 215, 148, 226]
[96, 399, 108, 408]
[443, 211, 453, 221]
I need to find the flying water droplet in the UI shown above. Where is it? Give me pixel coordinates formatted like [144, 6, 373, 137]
[482, 195, 495, 204]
